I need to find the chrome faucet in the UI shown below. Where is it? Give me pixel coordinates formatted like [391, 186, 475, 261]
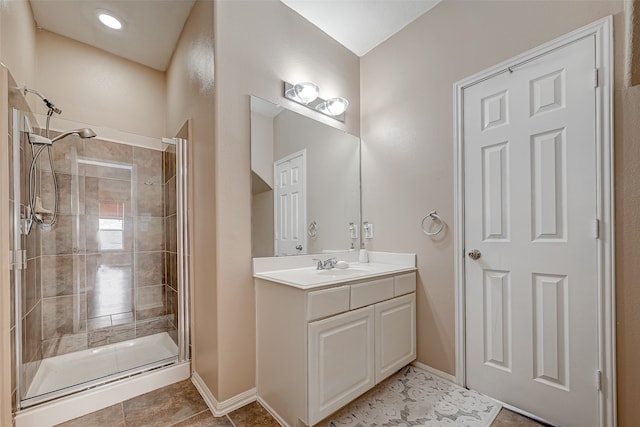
[312, 257, 338, 270]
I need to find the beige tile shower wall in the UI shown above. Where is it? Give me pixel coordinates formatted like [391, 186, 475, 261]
[165, 0, 217, 396]
[163, 144, 178, 344]
[35, 30, 166, 139]
[38, 140, 173, 358]
[8, 72, 43, 404]
[360, 1, 640, 424]
[213, 0, 359, 401]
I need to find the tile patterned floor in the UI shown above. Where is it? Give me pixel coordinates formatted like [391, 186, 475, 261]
[55, 379, 544, 427]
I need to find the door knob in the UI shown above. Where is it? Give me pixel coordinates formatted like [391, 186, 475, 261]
[295, 245, 303, 251]
[468, 249, 481, 260]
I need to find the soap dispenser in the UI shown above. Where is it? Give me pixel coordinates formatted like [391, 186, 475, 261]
[359, 243, 368, 263]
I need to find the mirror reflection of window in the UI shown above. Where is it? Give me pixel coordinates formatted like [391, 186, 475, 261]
[98, 201, 125, 250]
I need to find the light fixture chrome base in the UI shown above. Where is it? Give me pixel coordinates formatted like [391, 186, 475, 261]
[283, 81, 346, 122]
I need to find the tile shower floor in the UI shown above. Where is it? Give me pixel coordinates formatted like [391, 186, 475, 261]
[55, 379, 545, 427]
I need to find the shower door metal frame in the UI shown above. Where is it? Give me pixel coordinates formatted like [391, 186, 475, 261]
[166, 136, 191, 362]
[12, 108, 25, 411]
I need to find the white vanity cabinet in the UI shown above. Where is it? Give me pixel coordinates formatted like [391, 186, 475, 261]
[374, 293, 416, 383]
[308, 306, 375, 423]
[256, 270, 416, 427]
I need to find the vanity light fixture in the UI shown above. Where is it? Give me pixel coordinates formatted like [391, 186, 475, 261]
[283, 81, 349, 122]
[98, 11, 123, 30]
[287, 82, 319, 104]
[316, 97, 349, 116]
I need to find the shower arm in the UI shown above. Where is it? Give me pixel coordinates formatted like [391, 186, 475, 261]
[23, 87, 62, 115]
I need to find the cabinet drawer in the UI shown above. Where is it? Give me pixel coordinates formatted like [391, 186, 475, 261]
[394, 272, 416, 296]
[307, 286, 350, 321]
[350, 278, 394, 309]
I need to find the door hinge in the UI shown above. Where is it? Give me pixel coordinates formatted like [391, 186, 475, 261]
[596, 370, 602, 390]
[12, 249, 27, 270]
[593, 68, 599, 88]
[593, 218, 600, 239]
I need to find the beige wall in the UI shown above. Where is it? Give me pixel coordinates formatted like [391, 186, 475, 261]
[0, 65, 12, 427]
[250, 112, 274, 188]
[165, 0, 217, 395]
[361, 0, 639, 424]
[0, 0, 37, 112]
[250, 111, 275, 258]
[251, 188, 274, 258]
[36, 31, 166, 138]
[213, 0, 359, 400]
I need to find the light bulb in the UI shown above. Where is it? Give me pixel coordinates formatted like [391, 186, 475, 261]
[325, 97, 349, 116]
[98, 13, 122, 30]
[293, 82, 319, 104]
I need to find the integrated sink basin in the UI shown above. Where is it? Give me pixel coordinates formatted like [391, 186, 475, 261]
[316, 266, 374, 276]
[254, 262, 415, 289]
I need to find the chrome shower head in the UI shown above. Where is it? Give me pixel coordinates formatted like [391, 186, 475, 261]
[29, 128, 97, 145]
[76, 128, 97, 139]
[50, 128, 97, 143]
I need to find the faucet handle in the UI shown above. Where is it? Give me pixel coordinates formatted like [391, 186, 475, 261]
[326, 257, 338, 268]
[312, 259, 323, 270]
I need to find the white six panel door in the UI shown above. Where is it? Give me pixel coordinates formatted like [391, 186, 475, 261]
[463, 36, 599, 427]
[274, 150, 306, 256]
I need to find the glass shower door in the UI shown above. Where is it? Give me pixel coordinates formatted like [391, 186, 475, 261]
[12, 109, 189, 408]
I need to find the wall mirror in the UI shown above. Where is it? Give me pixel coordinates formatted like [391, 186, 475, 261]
[251, 96, 361, 257]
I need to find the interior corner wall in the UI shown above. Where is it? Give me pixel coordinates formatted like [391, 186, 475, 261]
[0, 64, 13, 427]
[35, 30, 166, 138]
[360, 0, 640, 424]
[165, 0, 217, 396]
[629, 0, 640, 86]
[213, 0, 359, 401]
[0, 0, 37, 112]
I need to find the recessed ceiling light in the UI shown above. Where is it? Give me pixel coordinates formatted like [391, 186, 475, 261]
[98, 12, 122, 30]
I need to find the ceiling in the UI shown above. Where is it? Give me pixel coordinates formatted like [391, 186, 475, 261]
[28, 0, 440, 72]
[280, 0, 441, 56]
[29, 0, 195, 71]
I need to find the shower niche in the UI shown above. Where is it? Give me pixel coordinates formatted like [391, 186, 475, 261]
[9, 105, 190, 409]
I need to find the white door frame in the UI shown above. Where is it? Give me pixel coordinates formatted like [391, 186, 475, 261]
[453, 16, 615, 426]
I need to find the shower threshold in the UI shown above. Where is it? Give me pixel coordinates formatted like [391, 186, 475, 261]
[24, 332, 178, 404]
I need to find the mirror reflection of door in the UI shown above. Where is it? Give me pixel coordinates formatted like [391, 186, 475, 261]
[274, 149, 307, 256]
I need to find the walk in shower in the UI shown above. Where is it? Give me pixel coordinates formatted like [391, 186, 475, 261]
[9, 99, 190, 412]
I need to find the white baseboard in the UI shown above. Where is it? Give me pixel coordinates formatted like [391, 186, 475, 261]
[256, 396, 288, 427]
[411, 361, 457, 384]
[191, 371, 256, 416]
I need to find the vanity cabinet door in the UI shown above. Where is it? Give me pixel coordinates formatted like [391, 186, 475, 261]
[374, 293, 416, 383]
[308, 306, 375, 425]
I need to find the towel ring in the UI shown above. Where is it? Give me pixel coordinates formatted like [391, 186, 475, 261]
[421, 210, 445, 236]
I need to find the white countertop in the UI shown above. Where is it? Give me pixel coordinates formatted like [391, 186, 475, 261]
[253, 251, 416, 290]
